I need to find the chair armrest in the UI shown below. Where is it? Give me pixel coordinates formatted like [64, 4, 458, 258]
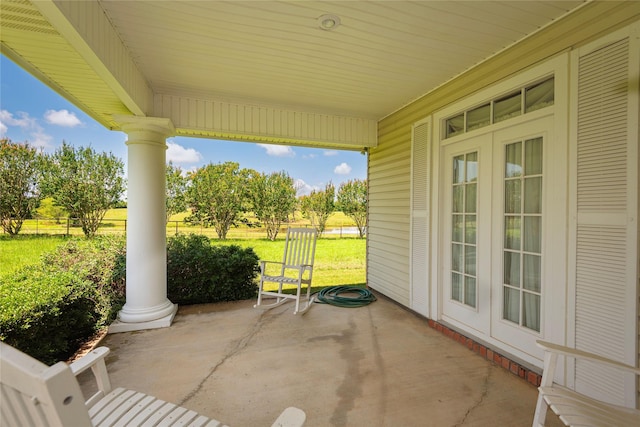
[69, 346, 112, 408]
[536, 341, 640, 375]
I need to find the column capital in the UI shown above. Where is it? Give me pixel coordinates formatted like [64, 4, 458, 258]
[114, 115, 175, 141]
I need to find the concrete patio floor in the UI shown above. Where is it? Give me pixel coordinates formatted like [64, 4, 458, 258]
[84, 295, 562, 427]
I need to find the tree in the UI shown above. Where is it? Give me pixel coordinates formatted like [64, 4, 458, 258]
[36, 197, 68, 223]
[166, 162, 188, 223]
[337, 179, 368, 238]
[42, 142, 125, 237]
[300, 182, 335, 236]
[0, 139, 42, 235]
[249, 170, 297, 240]
[186, 161, 248, 240]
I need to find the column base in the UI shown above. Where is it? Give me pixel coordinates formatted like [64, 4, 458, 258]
[108, 304, 178, 334]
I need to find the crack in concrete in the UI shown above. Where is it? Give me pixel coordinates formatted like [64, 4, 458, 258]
[367, 307, 387, 426]
[178, 307, 281, 405]
[455, 364, 492, 426]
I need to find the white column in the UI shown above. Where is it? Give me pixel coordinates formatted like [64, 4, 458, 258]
[109, 116, 177, 333]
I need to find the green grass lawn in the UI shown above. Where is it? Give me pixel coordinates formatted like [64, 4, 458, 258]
[0, 235, 366, 287]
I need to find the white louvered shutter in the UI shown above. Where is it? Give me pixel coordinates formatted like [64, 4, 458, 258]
[574, 34, 638, 407]
[410, 120, 431, 316]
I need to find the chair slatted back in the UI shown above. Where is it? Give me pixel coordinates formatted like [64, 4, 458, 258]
[282, 228, 317, 270]
[0, 342, 92, 427]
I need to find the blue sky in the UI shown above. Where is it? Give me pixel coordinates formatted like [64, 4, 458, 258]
[0, 55, 366, 196]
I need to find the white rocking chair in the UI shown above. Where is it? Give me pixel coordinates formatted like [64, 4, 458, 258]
[254, 227, 318, 314]
[0, 342, 306, 427]
[532, 340, 640, 427]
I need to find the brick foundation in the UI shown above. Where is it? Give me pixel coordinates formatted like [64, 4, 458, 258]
[427, 320, 542, 387]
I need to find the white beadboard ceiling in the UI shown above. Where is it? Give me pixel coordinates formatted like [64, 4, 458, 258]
[0, 0, 586, 146]
[98, 0, 584, 119]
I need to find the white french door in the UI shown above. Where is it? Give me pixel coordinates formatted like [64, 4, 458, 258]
[441, 114, 564, 359]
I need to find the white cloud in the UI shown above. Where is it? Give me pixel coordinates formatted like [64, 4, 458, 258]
[0, 110, 37, 130]
[44, 109, 82, 127]
[302, 153, 317, 159]
[258, 143, 295, 157]
[334, 162, 352, 175]
[0, 110, 52, 149]
[166, 141, 203, 164]
[30, 130, 53, 150]
[324, 150, 339, 156]
[294, 178, 320, 197]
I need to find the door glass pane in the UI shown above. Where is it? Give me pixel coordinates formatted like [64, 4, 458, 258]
[452, 243, 463, 272]
[452, 273, 462, 302]
[466, 184, 477, 213]
[452, 215, 463, 242]
[453, 186, 464, 212]
[523, 254, 541, 292]
[505, 180, 521, 214]
[453, 155, 465, 183]
[450, 151, 477, 309]
[525, 138, 543, 175]
[505, 142, 522, 177]
[504, 217, 521, 250]
[524, 177, 542, 213]
[465, 277, 476, 308]
[465, 245, 476, 276]
[494, 92, 522, 123]
[467, 104, 490, 131]
[523, 216, 541, 253]
[522, 292, 540, 331]
[503, 287, 520, 324]
[466, 152, 478, 182]
[465, 215, 476, 244]
[503, 251, 520, 287]
[503, 137, 543, 330]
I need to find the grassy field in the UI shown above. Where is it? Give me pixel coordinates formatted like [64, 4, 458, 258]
[0, 235, 366, 287]
[12, 208, 361, 239]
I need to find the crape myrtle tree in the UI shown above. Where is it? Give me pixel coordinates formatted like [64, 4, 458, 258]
[300, 181, 335, 237]
[186, 161, 249, 240]
[337, 179, 368, 238]
[248, 170, 297, 241]
[0, 139, 43, 235]
[166, 161, 188, 223]
[42, 142, 125, 238]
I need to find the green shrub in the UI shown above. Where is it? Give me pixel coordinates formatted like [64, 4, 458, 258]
[41, 236, 126, 327]
[0, 234, 258, 364]
[0, 236, 126, 364]
[167, 234, 259, 304]
[0, 266, 98, 364]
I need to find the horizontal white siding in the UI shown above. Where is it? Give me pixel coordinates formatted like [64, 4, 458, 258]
[367, 119, 411, 305]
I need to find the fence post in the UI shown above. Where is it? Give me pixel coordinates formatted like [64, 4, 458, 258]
[175, 220, 178, 235]
[124, 219, 127, 233]
[66, 218, 70, 236]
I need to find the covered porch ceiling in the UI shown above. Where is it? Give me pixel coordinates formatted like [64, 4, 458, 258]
[1, 0, 585, 150]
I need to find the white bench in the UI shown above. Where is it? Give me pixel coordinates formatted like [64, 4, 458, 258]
[1, 342, 305, 427]
[533, 340, 640, 427]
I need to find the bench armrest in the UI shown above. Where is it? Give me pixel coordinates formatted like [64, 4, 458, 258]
[69, 346, 112, 408]
[536, 341, 640, 375]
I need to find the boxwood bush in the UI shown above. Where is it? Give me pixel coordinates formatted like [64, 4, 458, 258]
[167, 234, 259, 304]
[0, 234, 259, 364]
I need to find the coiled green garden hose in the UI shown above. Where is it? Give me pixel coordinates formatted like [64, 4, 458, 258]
[314, 286, 377, 308]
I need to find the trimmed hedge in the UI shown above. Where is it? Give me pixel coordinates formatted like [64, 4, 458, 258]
[0, 234, 259, 364]
[167, 234, 259, 304]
